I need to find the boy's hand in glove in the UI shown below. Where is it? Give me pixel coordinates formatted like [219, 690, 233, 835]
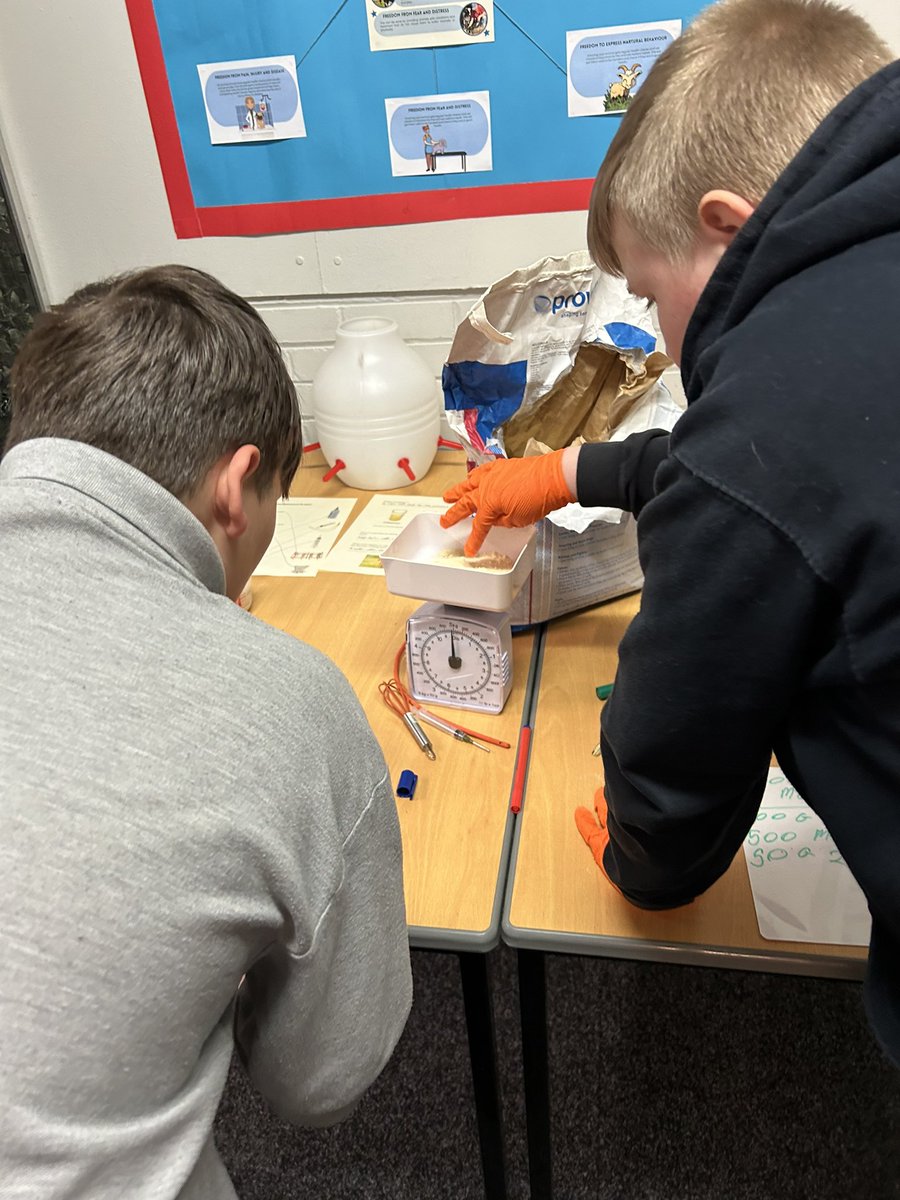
[575, 788, 614, 879]
[441, 449, 574, 557]
[576, 790, 693, 909]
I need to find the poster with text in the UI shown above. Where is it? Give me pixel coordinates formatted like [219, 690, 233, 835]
[566, 21, 682, 118]
[197, 55, 307, 144]
[367, 0, 494, 52]
[385, 91, 492, 177]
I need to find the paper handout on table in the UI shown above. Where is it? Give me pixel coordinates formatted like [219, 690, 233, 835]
[253, 498, 356, 577]
[320, 494, 448, 576]
[741, 770, 870, 946]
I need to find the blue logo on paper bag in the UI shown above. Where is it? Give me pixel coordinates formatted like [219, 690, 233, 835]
[533, 290, 591, 316]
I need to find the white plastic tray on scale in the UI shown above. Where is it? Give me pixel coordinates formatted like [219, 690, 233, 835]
[382, 514, 536, 714]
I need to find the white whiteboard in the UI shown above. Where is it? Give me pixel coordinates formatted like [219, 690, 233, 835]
[1, 0, 897, 305]
[742, 770, 870, 946]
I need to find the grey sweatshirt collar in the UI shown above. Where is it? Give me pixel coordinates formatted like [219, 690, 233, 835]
[0, 438, 226, 594]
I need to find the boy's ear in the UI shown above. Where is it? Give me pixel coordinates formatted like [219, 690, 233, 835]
[697, 190, 755, 249]
[212, 445, 261, 540]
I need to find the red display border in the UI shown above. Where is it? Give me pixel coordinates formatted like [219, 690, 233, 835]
[125, 0, 593, 239]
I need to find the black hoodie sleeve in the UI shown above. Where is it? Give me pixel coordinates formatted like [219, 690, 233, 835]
[576, 430, 670, 516]
[599, 454, 828, 908]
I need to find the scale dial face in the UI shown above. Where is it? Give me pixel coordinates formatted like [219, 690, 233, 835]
[406, 606, 513, 714]
[420, 629, 492, 696]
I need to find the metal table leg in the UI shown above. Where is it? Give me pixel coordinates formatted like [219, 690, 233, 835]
[518, 948, 552, 1200]
[458, 951, 509, 1200]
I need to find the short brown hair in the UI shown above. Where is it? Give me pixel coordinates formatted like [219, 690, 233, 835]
[588, 0, 892, 274]
[7, 264, 301, 498]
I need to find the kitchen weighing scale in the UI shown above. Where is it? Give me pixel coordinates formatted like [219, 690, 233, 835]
[405, 602, 513, 715]
[381, 513, 537, 716]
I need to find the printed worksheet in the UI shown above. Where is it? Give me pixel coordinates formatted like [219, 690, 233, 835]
[253, 498, 356, 577]
[741, 770, 870, 946]
[320, 494, 448, 575]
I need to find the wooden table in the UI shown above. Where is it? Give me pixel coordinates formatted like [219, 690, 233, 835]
[250, 453, 535, 1199]
[502, 594, 868, 1199]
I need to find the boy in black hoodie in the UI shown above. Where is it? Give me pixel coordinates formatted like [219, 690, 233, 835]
[441, 0, 900, 1067]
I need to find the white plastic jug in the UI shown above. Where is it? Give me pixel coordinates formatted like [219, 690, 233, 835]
[311, 317, 440, 490]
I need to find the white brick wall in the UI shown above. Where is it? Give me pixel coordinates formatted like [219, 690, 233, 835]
[253, 290, 482, 450]
[254, 289, 687, 453]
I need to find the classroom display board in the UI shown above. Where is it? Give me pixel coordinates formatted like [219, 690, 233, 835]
[125, 0, 704, 238]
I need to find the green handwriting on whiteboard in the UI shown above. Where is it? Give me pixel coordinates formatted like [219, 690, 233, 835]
[747, 824, 844, 868]
[748, 777, 845, 869]
[747, 806, 844, 868]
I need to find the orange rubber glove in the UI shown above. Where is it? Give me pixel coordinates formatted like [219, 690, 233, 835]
[574, 788, 626, 896]
[576, 790, 694, 909]
[441, 449, 574, 557]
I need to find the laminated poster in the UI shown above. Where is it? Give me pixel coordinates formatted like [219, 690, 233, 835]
[741, 770, 871, 946]
[366, 0, 494, 52]
[198, 55, 307, 144]
[385, 91, 492, 177]
[566, 21, 682, 118]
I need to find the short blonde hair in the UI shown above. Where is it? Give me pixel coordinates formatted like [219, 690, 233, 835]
[588, 0, 892, 274]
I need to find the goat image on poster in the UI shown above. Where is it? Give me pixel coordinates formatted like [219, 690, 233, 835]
[566, 21, 682, 118]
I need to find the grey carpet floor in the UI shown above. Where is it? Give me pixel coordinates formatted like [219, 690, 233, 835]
[214, 944, 900, 1199]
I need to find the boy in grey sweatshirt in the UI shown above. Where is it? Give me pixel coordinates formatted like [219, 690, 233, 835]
[0, 266, 412, 1199]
